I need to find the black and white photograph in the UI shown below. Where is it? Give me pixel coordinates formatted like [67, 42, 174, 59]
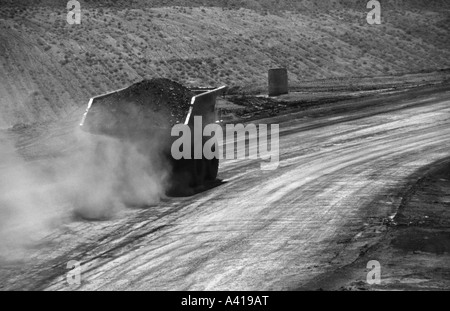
[0, 0, 449, 294]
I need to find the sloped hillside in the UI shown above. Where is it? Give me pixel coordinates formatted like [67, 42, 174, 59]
[0, 0, 449, 126]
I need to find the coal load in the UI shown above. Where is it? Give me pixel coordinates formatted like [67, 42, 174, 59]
[81, 78, 194, 137]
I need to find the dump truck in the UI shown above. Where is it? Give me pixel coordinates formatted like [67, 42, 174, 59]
[79, 78, 227, 194]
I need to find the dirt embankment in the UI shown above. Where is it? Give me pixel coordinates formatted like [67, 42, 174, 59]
[219, 71, 450, 125]
[307, 159, 450, 291]
[2, 2, 450, 127]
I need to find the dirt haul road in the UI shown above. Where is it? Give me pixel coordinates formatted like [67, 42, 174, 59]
[1, 85, 450, 291]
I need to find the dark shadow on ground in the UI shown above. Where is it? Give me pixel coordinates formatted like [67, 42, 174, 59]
[166, 178, 227, 197]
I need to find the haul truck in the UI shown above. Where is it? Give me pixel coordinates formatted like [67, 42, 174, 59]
[79, 79, 227, 193]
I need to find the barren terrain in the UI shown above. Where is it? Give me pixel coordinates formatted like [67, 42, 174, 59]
[1, 83, 449, 290]
[1, 0, 449, 125]
[1, 0, 449, 291]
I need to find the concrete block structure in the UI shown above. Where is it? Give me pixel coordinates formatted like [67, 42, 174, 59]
[268, 68, 288, 96]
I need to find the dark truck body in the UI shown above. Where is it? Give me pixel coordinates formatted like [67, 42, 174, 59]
[79, 80, 226, 194]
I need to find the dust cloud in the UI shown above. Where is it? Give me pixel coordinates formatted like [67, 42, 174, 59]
[0, 126, 171, 259]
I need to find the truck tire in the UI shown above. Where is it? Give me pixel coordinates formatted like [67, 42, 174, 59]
[205, 158, 219, 181]
[192, 158, 207, 187]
